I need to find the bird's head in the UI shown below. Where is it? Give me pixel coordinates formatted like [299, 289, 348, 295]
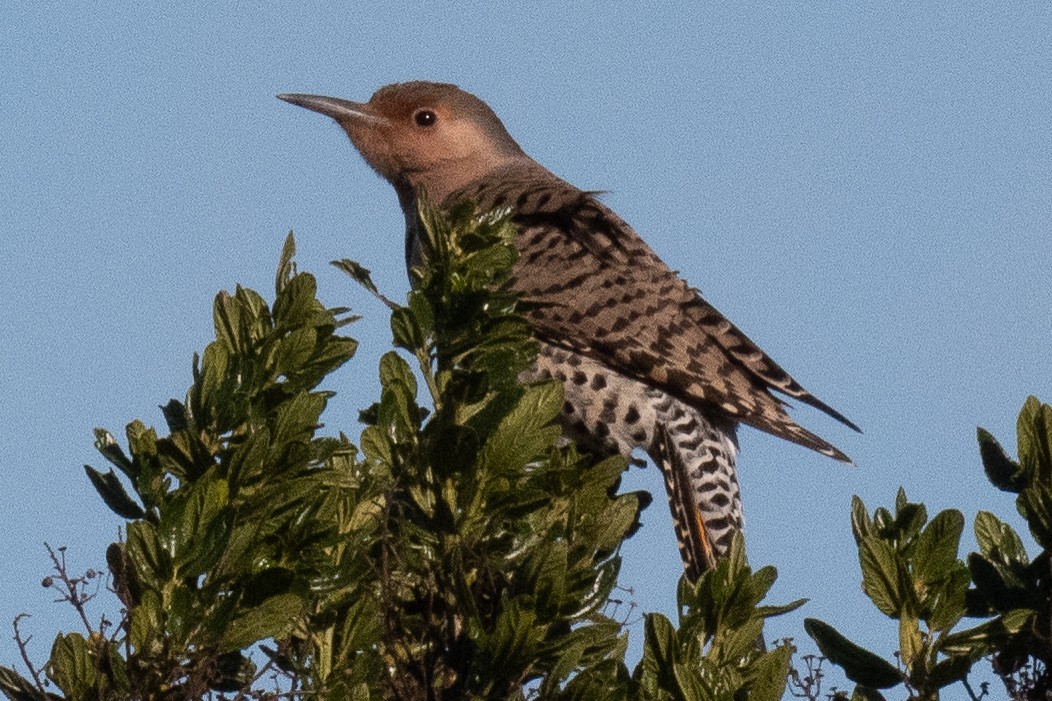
[279, 81, 527, 201]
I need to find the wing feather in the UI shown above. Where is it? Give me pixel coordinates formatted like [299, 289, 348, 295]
[448, 167, 858, 460]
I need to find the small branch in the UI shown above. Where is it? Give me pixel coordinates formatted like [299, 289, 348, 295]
[604, 584, 639, 627]
[961, 676, 988, 700]
[786, 651, 825, 701]
[44, 543, 97, 634]
[12, 613, 46, 692]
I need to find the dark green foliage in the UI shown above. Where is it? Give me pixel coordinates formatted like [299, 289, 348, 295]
[40, 232, 359, 699]
[3, 207, 801, 700]
[968, 398, 1052, 694]
[633, 535, 802, 701]
[808, 488, 1019, 699]
[808, 396, 1052, 699]
[325, 200, 642, 699]
[9, 199, 1052, 701]
[804, 619, 901, 690]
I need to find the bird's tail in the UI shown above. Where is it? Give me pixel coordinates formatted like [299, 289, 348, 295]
[649, 403, 742, 581]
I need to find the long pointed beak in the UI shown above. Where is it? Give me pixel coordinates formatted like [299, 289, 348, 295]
[277, 93, 386, 125]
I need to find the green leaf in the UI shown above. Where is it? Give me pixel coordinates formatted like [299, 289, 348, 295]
[804, 618, 903, 689]
[481, 603, 544, 678]
[332, 257, 395, 307]
[390, 306, 423, 352]
[1017, 396, 1052, 481]
[360, 425, 393, 466]
[167, 583, 195, 646]
[531, 539, 569, 616]
[378, 351, 417, 396]
[897, 612, 922, 670]
[173, 477, 230, 577]
[274, 327, 319, 377]
[126, 520, 170, 587]
[892, 501, 927, 542]
[406, 289, 435, 336]
[102, 641, 130, 695]
[332, 258, 379, 296]
[586, 493, 642, 555]
[476, 382, 562, 475]
[939, 608, 1034, 655]
[0, 666, 48, 701]
[974, 511, 1028, 565]
[872, 506, 893, 535]
[46, 633, 97, 697]
[755, 597, 808, 619]
[716, 617, 764, 664]
[671, 659, 706, 700]
[1018, 486, 1052, 551]
[968, 552, 1018, 613]
[275, 231, 297, 295]
[159, 399, 189, 433]
[926, 654, 973, 689]
[977, 427, 1024, 492]
[220, 593, 305, 652]
[895, 487, 907, 513]
[129, 590, 164, 654]
[83, 466, 145, 519]
[558, 660, 631, 701]
[745, 645, 793, 701]
[636, 613, 678, 697]
[910, 509, 963, 585]
[1013, 400, 1052, 545]
[858, 536, 911, 617]
[750, 565, 778, 601]
[925, 561, 969, 631]
[197, 341, 232, 418]
[272, 391, 327, 445]
[1002, 607, 1034, 632]
[93, 428, 137, 479]
[272, 273, 318, 332]
[851, 495, 871, 544]
[213, 286, 270, 354]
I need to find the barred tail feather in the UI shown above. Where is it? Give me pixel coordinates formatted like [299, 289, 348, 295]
[650, 411, 742, 581]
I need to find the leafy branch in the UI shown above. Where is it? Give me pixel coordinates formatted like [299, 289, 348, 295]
[2, 204, 881, 700]
[806, 397, 1052, 700]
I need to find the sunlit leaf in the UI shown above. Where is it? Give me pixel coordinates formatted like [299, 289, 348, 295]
[46, 633, 97, 698]
[859, 536, 911, 618]
[910, 509, 963, 589]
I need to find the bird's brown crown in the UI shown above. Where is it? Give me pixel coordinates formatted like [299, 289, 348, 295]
[284, 82, 529, 202]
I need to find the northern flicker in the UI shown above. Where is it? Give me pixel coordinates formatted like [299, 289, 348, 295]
[278, 82, 859, 580]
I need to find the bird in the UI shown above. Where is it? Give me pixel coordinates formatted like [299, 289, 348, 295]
[277, 81, 859, 580]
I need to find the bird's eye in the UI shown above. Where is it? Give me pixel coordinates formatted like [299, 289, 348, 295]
[414, 109, 437, 127]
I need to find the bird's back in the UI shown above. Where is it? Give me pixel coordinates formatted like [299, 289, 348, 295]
[443, 162, 855, 463]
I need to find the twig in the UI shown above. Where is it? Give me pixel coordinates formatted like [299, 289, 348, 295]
[12, 613, 46, 692]
[961, 676, 989, 700]
[787, 651, 826, 700]
[44, 543, 97, 634]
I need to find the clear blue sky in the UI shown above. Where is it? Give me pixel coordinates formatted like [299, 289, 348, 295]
[3, 3, 1050, 694]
